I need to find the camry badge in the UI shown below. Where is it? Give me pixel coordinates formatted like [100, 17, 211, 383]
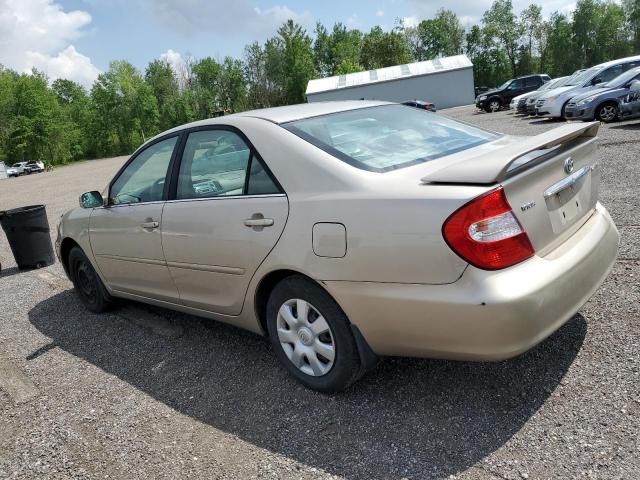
[564, 157, 574, 174]
[521, 201, 536, 212]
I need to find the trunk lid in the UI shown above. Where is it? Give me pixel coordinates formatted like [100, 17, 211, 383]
[422, 122, 601, 255]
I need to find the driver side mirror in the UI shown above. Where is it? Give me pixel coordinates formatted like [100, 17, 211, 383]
[79, 191, 104, 209]
[630, 80, 640, 92]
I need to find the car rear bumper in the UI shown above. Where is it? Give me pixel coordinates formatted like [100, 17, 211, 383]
[325, 203, 618, 360]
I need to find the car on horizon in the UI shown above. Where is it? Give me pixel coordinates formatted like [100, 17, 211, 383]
[24, 161, 45, 174]
[402, 99, 436, 112]
[535, 55, 640, 118]
[564, 67, 640, 122]
[6, 162, 29, 177]
[56, 101, 619, 392]
[512, 76, 570, 114]
[476, 74, 551, 112]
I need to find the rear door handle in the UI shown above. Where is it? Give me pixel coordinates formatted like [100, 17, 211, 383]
[244, 218, 274, 227]
[141, 221, 159, 229]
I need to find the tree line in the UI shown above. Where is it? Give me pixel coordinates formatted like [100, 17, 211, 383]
[1, 0, 639, 166]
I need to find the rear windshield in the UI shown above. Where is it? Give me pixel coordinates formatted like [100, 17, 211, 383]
[283, 105, 499, 172]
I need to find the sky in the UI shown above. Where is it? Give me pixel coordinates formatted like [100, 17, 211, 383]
[0, 0, 582, 88]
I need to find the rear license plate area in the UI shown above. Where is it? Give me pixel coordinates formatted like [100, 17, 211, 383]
[544, 165, 597, 234]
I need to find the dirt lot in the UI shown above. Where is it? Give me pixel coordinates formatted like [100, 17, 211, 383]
[0, 106, 638, 479]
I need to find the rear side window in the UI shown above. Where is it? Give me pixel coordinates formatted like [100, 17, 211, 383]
[283, 105, 499, 172]
[176, 129, 281, 199]
[525, 76, 542, 87]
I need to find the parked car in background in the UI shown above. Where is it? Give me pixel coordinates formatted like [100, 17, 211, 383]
[620, 80, 640, 120]
[24, 161, 45, 174]
[564, 67, 640, 122]
[474, 86, 491, 97]
[402, 100, 436, 112]
[6, 162, 29, 177]
[535, 55, 640, 118]
[56, 101, 618, 392]
[516, 76, 570, 114]
[476, 74, 551, 112]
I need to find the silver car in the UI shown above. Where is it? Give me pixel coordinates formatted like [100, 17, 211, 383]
[57, 101, 619, 391]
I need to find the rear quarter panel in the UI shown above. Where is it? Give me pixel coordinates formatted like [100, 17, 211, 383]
[226, 117, 476, 285]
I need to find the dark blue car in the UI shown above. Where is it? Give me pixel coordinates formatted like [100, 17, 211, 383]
[564, 67, 640, 122]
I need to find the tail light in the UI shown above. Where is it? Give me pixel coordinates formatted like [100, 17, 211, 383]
[442, 187, 534, 270]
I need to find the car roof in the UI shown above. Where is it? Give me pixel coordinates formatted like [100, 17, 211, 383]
[593, 54, 640, 69]
[142, 100, 395, 148]
[233, 100, 392, 124]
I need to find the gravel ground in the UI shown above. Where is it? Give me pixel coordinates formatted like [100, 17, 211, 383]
[0, 106, 638, 479]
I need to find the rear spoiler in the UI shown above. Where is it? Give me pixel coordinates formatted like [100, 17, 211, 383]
[421, 121, 600, 185]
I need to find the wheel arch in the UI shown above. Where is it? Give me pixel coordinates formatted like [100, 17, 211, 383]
[59, 237, 81, 276]
[253, 269, 319, 335]
[252, 268, 379, 370]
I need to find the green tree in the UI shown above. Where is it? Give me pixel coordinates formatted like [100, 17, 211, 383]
[482, 0, 524, 76]
[624, 0, 640, 51]
[275, 20, 316, 104]
[145, 59, 187, 130]
[412, 9, 465, 61]
[360, 26, 412, 69]
[218, 57, 246, 112]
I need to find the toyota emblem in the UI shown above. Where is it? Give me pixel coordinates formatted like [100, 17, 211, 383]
[564, 157, 574, 174]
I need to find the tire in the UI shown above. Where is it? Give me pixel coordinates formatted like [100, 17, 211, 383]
[68, 246, 114, 313]
[596, 102, 619, 123]
[266, 275, 362, 392]
[485, 98, 501, 113]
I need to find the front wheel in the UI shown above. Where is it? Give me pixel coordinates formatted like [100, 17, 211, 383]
[68, 246, 114, 313]
[266, 275, 362, 392]
[485, 99, 501, 113]
[596, 103, 619, 123]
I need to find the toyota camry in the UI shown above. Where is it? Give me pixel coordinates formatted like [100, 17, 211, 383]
[56, 101, 619, 392]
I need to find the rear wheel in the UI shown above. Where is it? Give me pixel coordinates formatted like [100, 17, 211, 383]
[485, 99, 501, 113]
[266, 275, 361, 392]
[596, 102, 618, 123]
[68, 246, 114, 313]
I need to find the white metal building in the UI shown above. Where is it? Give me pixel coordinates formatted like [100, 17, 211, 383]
[306, 55, 475, 109]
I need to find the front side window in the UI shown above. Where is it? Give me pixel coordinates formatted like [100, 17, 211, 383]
[284, 105, 499, 172]
[110, 136, 177, 205]
[594, 65, 623, 84]
[508, 79, 524, 90]
[176, 129, 280, 199]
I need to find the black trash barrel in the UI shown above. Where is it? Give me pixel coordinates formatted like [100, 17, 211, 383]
[0, 205, 55, 270]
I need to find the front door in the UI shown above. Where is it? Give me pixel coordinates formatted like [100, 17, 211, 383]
[505, 78, 525, 102]
[90, 135, 180, 302]
[161, 127, 288, 315]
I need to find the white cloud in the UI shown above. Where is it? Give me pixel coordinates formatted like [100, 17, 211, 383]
[403, 0, 615, 24]
[160, 49, 185, 73]
[147, 0, 314, 40]
[26, 46, 101, 88]
[376, 10, 385, 17]
[402, 15, 419, 28]
[0, 0, 100, 88]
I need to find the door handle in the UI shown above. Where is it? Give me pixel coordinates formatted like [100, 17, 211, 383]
[140, 221, 159, 229]
[244, 218, 274, 227]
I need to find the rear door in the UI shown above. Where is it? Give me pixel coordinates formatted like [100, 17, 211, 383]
[161, 127, 288, 315]
[525, 76, 543, 93]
